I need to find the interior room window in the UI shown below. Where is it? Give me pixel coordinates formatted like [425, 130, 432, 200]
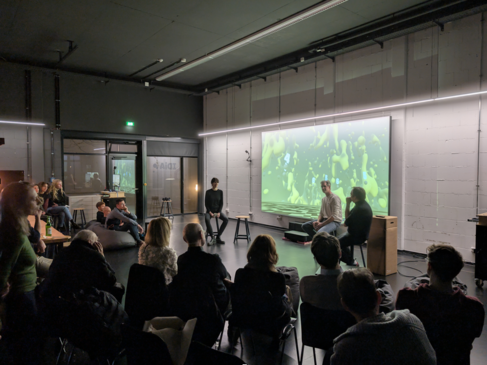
[63, 139, 106, 154]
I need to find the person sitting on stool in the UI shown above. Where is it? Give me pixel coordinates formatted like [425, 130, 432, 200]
[339, 187, 372, 266]
[205, 177, 228, 244]
[105, 199, 144, 246]
[302, 180, 342, 238]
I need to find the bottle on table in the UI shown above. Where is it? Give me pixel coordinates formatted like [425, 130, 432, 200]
[46, 216, 52, 237]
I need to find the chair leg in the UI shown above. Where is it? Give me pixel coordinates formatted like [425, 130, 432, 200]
[360, 244, 366, 267]
[313, 347, 317, 365]
[234, 219, 240, 244]
[245, 218, 251, 244]
[56, 338, 68, 365]
[280, 337, 287, 365]
[240, 332, 244, 358]
[300, 343, 305, 365]
[217, 327, 224, 350]
[293, 326, 300, 364]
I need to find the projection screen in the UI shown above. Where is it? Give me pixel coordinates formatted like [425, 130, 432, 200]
[261, 117, 391, 219]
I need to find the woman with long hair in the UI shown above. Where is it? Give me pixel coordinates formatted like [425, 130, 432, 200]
[138, 217, 177, 285]
[0, 182, 42, 364]
[45, 179, 79, 232]
[231, 234, 293, 340]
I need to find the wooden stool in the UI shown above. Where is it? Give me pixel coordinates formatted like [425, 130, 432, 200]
[350, 241, 366, 267]
[72, 208, 86, 229]
[206, 215, 220, 242]
[234, 216, 251, 244]
[160, 199, 174, 221]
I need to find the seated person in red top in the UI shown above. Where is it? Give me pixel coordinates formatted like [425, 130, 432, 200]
[396, 244, 485, 365]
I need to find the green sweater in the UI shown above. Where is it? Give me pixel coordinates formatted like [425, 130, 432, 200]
[0, 234, 37, 294]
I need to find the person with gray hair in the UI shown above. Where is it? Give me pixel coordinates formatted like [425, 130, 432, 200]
[39, 229, 124, 303]
[176, 223, 231, 314]
[301, 180, 342, 239]
[331, 268, 436, 365]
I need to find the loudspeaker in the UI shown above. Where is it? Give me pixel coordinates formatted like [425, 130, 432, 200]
[475, 224, 487, 280]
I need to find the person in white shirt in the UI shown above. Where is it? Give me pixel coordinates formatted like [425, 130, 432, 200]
[302, 180, 342, 238]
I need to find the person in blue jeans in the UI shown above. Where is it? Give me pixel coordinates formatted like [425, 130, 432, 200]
[106, 199, 145, 246]
[301, 180, 342, 239]
[45, 179, 80, 233]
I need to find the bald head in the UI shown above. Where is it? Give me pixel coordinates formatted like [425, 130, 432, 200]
[183, 223, 204, 246]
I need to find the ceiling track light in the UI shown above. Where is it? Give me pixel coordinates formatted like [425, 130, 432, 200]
[144, 58, 189, 79]
[129, 59, 164, 77]
[0, 120, 46, 126]
[155, 0, 348, 81]
[199, 89, 487, 136]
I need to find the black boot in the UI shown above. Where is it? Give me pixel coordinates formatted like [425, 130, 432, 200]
[70, 220, 80, 230]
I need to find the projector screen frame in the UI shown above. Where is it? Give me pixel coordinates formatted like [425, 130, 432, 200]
[260, 116, 392, 220]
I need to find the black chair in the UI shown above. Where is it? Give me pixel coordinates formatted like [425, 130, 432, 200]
[350, 241, 366, 267]
[205, 215, 220, 242]
[121, 324, 173, 365]
[299, 302, 356, 365]
[125, 264, 169, 330]
[186, 341, 245, 365]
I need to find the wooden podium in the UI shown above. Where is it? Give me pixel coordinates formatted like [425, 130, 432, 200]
[367, 216, 398, 276]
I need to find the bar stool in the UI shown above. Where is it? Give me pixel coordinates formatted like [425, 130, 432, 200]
[72, 208, 86, 229]
[350, 241, 366, 267]
[234, 216, 251, 244]
[205, 215, 220, 243]
[160, 199, 174, 221]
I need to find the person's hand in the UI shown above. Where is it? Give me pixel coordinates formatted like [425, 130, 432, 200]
[216, 213, 220, 218]
[119, 222, 125, 227]
[346, 197, 352, 204]
[1, 282, 11, 299]
[223, 278, 233, 288]
[53, 203, 58, 207]
[37, 240, 46, 254]
[137, 225, 144, 234]
[94, 241, 104, 256]
[210, 212, 214, 217]
[36, 210, 43, 220]
[108, 224, 114, 229]
[312, 221, 319, 229]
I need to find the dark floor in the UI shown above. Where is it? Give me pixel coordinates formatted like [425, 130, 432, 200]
[103, 214, 487, 365]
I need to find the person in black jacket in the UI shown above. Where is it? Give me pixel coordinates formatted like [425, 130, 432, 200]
[339, 187, 373, 265]
[177, 223, 231, 314]
[45, 179, 80, 233]
[204, 177, 228, 244]
[96, 201, 106, 224]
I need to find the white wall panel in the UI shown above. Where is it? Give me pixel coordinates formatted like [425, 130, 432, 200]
[204, 14, 486, 259]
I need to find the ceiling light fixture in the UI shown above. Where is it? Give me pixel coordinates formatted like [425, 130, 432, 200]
[155, 0, 348, 82]
[0, 120, 46, 126]
[199, 90, 487, 136]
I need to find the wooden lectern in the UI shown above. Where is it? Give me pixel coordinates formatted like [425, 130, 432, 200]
[367, 216, 398, 276]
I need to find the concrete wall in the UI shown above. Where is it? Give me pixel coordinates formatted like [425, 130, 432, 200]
[204, 14, 487, 261]
[0, 62, 203, 183]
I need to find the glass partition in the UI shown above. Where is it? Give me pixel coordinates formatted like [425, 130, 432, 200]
[63, 154, 107, 194]
[183, 158, 198, 213]
[147, 157, 181, 215]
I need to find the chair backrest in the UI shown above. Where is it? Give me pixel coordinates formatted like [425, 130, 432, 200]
[121, 323, 172, 365]
[186, 341, 245, 365]
[168, 273, 224, 347]
[125, 263, 169, 329]
[300, 302, 356, 350]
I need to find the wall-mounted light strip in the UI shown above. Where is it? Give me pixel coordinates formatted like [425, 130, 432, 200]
[0, 120, 46, 126]
[199, 90, 487, 136]
[155, 0, 348, 81]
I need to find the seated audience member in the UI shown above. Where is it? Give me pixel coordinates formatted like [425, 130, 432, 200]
[139, 217, 177, 285]
[300, 232, 344, 310]
[91, 173, 105, 191]
[38, 230, 127, 358]
[396, 244, 485, 365]
[45, 179, 80, 233]
[231, 234, 293, 339]
[339, 187, 372, 265]
[105, 199, 144, 245]
[39, 230, 124, 303]
[300, 232, 395, 313]
[332, 268, 436, 365]
[177, 223, 230, 314]
[96, 201, 106, 224]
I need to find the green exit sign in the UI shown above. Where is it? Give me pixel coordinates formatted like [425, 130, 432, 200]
[126, 121, 134, 126]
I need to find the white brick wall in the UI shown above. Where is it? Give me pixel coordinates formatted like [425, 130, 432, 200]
[203, 13, 487, 260]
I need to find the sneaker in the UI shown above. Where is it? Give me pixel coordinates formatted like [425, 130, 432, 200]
[208, 237, 216, 246]
[216, 237, 225, 244]
[351, 259, 360, 267]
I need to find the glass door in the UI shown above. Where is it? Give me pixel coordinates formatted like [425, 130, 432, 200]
[146, 157, 182, 216]
[109, 154, 137, 213]
[183, 157, 198, 213]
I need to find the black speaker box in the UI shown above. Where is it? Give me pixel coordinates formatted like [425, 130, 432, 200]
[475, 225, 487, 280]
[289, 221, 306, 232]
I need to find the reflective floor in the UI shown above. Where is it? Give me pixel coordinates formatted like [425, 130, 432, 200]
[103, 214, 487, 365]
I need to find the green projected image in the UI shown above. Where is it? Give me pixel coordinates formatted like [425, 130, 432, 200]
[261, 117, 390, 220]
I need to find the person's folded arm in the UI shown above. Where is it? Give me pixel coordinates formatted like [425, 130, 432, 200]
[110, 209, 137, 226]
